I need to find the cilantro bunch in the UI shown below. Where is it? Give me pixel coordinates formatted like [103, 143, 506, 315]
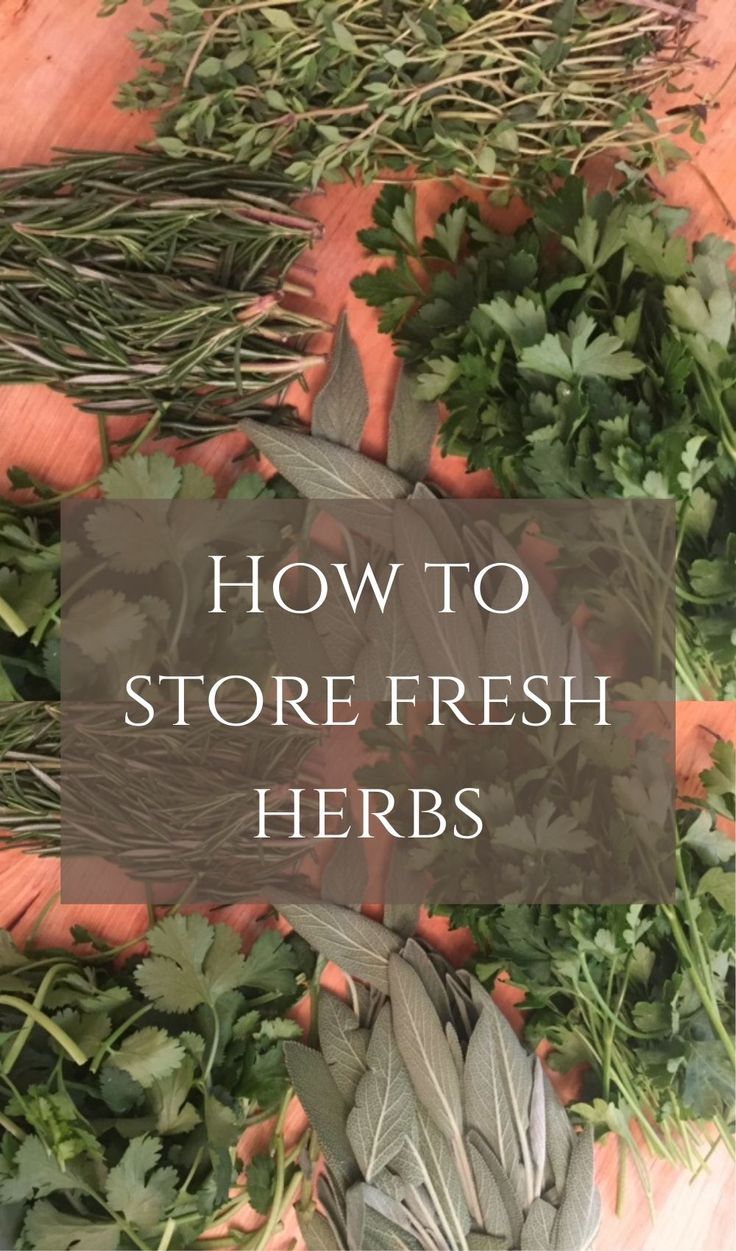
[0, 913, 315, 1250]
[353, 179, 736, 698]
[439, 741, 736, 1213]
[0, 451, 295, 701]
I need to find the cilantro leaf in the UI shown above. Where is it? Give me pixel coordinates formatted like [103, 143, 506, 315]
[99, 453, 182, 500]
[107, 1027, 186, 1089]
[23, 1203, 120, 1251]
[134, 914, 249, 1012]
[104, 1135, 178, 1230]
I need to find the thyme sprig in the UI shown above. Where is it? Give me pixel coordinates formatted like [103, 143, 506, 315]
[105, 0, 703, 190]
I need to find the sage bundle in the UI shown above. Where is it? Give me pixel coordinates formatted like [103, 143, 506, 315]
[284, 902, 601, 1251]
[106, 0, 702, 191]
[0, 151, 324, 441]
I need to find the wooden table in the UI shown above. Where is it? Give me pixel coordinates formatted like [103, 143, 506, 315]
[0, 2, 734, 1248]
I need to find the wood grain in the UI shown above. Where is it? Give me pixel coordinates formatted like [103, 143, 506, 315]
[0, 1, 734, 1248]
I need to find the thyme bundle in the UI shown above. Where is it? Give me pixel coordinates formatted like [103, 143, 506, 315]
[106, 0, 702, 191]
[0, 151, 324, 442]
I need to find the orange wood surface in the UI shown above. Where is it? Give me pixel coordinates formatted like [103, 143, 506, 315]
[0, 1, 735, 1248]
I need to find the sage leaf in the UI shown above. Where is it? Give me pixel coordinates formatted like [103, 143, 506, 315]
[543, 1079, 575, 1198]
[240, 420, 411, 499]
[298, 1210, 339, 1251]
[393, 507, 482, 693]
[387, 954, 463, 1143]
[520, 1197, 557, 1249]
[387, 367, 438, 483]
[467, 1130, 523, 1247]
[468, 1140, 513, 1242]
[412, 1107, 471, 1244]
[347, 1004, 416, 1180]
[318, 991, 369, 1102]
[400, 938, 452, 1024]
[464, 1003, 533, 1203]
[528, 1057, 547, 1197]
[311, 314, 368, 451]
[551, 1127, 595, 1251]
[281, 902, 402, 992]
[284, 1043, 358, 1194]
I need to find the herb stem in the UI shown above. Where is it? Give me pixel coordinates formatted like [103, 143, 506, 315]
[0, 995, 87, 1067]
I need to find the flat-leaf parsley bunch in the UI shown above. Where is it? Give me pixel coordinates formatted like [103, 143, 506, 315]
[354, 178, 736, 698]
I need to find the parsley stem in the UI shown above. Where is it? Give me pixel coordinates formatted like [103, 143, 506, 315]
[0, 995, 87, 1067]
[661, 902, 736, 1066]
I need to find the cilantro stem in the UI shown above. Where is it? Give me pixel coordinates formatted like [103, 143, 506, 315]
[0, 595, 28, 639]
[90, 1003, 152, 1073]
[0, 1109, 25, 1140]
[2, 962, 78, 1076]
[0, 995, 87, 1067]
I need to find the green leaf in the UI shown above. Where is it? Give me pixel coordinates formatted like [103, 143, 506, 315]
[64, 590, 146, 664]
[386, 367, 438, 483]
[282, 902, 402, 992]
[99, 453, 182, 500]
[107, 1027, 186, 1089]
[388, 954, 463, 1143]
[22, 1203, 120, 1251]
[241, 929, 303, 997]
[247, 1153, 276, 1216]
[311, 313, 369, 451]
[0, 1137, 85, 1203]
[240, 420, 411, 500]
[697, 867, 735, 915]
[105, 1135, 178, 1230]
[346, 1003, 416, 1180]
[318, 991, 369, 1101]
[624, 216, 689, 283]
[285, 1042, 359, 1193]
[134, 914, 248, 1012]
[179, 463, 216, 499]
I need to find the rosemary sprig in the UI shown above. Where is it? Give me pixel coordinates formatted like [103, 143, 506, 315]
[105, 0, 703, 190]
[0, 150, 326, 440]
[0, 703, 60, 850]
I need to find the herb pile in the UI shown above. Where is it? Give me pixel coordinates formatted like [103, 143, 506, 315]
[283, 900, 601, 1251]
[0, 449, 294, 701]
[354, 179, 736, 698]
[441, 740, 736, 1211]
[104, 0, 700, 191]
[0, 150, 324, 442]
[0, 911, 315, 1250]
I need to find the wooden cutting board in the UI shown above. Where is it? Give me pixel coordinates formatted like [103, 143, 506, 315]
[0, 2, 734, 1249]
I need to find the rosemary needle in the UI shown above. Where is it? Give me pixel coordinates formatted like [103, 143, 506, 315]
[0, 150, 326, 441]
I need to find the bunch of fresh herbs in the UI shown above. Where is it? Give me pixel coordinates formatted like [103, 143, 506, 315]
[0, 150, 324, 442]
[440, 739, 736, 1212]
[104, 0, 701, 191]
[354, 178, 736, 698]
[283, 899, 601, 1251]
[0, 448, 295, 701]
[0, 911, 316, 1250]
